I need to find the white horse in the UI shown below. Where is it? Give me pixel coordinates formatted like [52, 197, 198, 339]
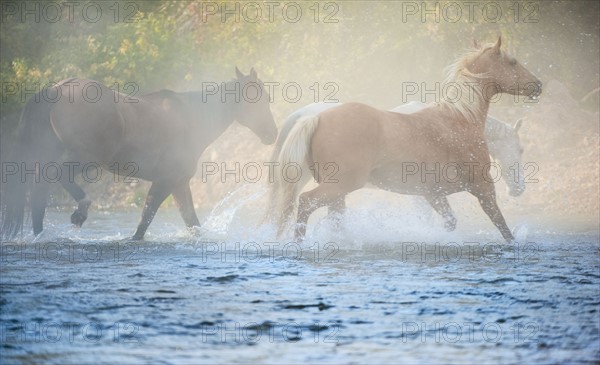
[272, 101, 525, 231]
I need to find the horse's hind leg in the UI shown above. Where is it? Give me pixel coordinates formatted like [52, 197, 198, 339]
[31, 182, 50, 235]
[423, 195, 457, 231]
[472, 191, 514, 243]
[296, 184, 354, 240]
[172, 181, 200, 230]
[59, 169, 91, 227]
[132, 182, 172, 240]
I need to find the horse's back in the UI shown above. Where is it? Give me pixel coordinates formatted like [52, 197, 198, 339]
[47, 79, 199, 178]
[310, 103, 386, 175]
[274, 102, 342, 159]
[49, 79, 171, 166]
[390, 101, 429, 114]
[48, 79, 125, 161]
[315, 102, 434, 149]
[317, 102, 384, 134]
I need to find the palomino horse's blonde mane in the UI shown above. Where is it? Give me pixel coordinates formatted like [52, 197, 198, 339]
[441, 45, 496, 125]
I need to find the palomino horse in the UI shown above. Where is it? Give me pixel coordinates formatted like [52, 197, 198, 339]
[269, 37, 541, 242]
[277, 101, 526, 195]
[2, 68, 277, 240]
[273, 101, 525, 231]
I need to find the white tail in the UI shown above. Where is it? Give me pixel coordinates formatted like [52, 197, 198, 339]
[267, 115, 320, 236]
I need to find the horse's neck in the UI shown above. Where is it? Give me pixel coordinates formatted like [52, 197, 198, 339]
[445, 74, 491, 132]
[468, 99, 491, 140]
[443, 99, 490, 133]
[206, 101, 236, 137]
[470, 85, 491, 129]
[476, 101, 490, 131]
[191, 91, 236, 149]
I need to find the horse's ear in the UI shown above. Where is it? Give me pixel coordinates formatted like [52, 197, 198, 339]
[249, 67, 257, 80]
[235, 66, 244, 80]
[493, 36, 502, 52]
[514, 118, 523, 133]
[473, 39, 480, 49]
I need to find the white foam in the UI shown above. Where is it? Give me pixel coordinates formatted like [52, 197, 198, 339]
[197, 186, 512, 248]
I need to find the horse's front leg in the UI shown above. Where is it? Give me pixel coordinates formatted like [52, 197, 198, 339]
[60, 177, 91, 227]
[172, 181, 200, 231]
[132, 182, 172, 240]
[423, 194, 457, 231]
[472, 190, 514, 243]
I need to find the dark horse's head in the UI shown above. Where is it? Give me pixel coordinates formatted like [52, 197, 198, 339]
[233, 67, 277, 145]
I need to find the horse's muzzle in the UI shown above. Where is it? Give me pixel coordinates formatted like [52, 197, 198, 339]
[529, 80, 543, 100]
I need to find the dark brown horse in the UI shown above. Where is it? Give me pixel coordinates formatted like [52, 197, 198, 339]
[269, 38, 541, 242]
[2, 68, 277, 240]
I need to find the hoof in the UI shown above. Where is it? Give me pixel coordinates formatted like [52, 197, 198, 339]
[71, 199, 91, 227]
[188, 225, 202, 237]
[293, 232, 305, 243]
[131, 234, 144, 241]
[71, 210, 86, 227]
[294, 224, 306, 242]
[444, 219, 457, 232]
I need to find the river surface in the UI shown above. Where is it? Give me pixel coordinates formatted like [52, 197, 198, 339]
[1, 192, 599, 364]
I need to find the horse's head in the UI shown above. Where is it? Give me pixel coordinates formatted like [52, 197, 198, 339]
[233, 67, 277, 145]
[489, 118, 526, 197]
[470, 37, 542, 100]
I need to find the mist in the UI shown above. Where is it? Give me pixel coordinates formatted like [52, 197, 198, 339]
[0, 2, 598, 363]
[2, 1, 597, 232]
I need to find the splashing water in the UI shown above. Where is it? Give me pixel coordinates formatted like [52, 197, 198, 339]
[199, 183, 278, 242]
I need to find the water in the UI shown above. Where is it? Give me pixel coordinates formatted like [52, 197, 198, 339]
[1, 192, 599, 364]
